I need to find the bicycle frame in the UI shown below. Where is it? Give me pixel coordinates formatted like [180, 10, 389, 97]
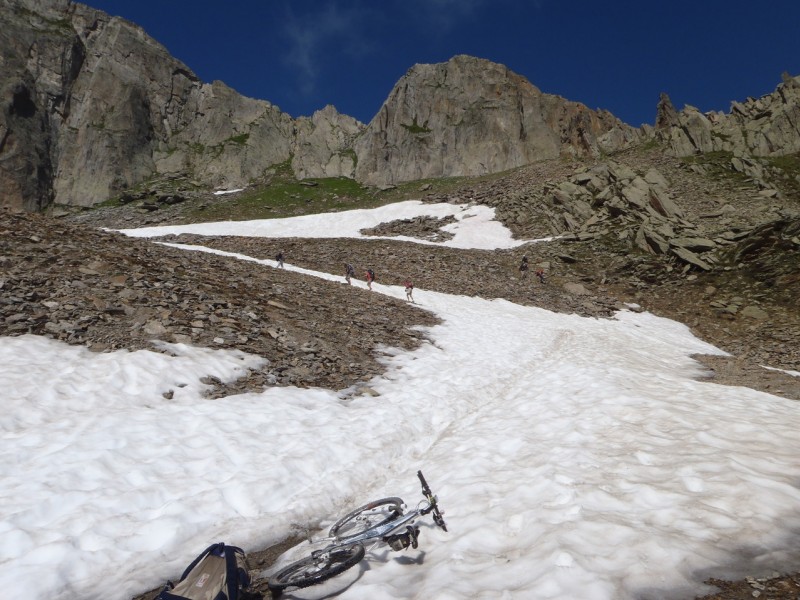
[320, 501, 430, 550]
[268, 471, 446, 596]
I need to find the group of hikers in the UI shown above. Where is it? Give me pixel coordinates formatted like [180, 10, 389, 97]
[274, 251, 547, 304]
[345, 262, 414, 302]
[276, 251, 414, 302]
[518, 255, 546, 284]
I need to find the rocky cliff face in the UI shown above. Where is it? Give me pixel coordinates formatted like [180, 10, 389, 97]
[655, 73, 800, 158]
[354, 55, 641, 186]
[0, 0, 361, 210]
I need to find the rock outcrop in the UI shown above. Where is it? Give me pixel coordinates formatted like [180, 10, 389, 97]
[354, 55, 641, 186]
[655, 73, 800, 157]
[292, 105, 362, 179]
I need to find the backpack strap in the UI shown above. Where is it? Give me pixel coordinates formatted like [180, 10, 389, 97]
[227, 545, 250, 599]
[225, 545, 239, 600]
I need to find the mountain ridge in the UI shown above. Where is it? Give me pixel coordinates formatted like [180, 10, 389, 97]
[8, 0, 796, 215]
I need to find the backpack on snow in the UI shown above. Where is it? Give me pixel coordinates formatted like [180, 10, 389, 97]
[156, 542, 250, 600]
[367, 269, 375, 281]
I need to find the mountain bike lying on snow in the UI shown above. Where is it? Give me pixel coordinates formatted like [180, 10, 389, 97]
[268, 470, 447, 596]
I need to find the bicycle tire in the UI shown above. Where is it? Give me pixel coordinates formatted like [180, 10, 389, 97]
[268, 543, 365, 593]
[329, 497, 404, 538]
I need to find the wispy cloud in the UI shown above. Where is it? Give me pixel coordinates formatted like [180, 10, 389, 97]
[281, 2, 366, 96]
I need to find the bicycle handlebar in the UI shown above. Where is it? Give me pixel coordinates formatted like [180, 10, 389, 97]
[417, 470, 431, 494]
[417, 470, 448, 532]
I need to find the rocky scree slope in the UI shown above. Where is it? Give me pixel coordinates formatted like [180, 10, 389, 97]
[63, 140, 800, 402]
[0, 209, 439, 396]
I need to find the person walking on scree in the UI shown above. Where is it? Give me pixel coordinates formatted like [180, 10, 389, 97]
[345, 263, 355, 284]
[519, 255, 529, 279]
[404, 279, 414, 303]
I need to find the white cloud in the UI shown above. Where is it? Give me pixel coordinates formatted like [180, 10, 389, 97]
[281, 2, 365, 96]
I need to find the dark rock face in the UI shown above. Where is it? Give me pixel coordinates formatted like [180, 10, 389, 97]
[1, 0, 301, 209]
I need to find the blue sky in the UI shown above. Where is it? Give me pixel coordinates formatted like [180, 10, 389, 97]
[85, 0, 800, 127]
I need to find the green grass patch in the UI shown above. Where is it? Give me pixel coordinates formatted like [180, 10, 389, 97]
[764, 152, 800, 175]
[185, 173, 384, 222]
[681, 150, 735, 164]
[637, 138, 664, 152]
[97, 196, 124, 208]
[681, 150, 751, 185]
[183, 161, 500, 222]
[12, 6, 74, 34]
[763, 152, 800, 203]
[85, 155, 531, 223]
[341, 148, 358, 169]
[401, 117, 432, 134]
[225, 133, 250, 145]
[682, 150, 800, 202]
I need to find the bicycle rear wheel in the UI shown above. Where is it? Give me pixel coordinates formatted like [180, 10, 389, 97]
[268, 543, 365, 594]
[329, 497, 404, 538]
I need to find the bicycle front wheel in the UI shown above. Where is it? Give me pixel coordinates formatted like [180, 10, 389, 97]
[329, 497, 404, 538]
[268, 543, 366, 594]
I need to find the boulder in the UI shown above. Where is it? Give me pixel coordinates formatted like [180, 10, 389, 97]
[648, 187, 684, 219]
[563, 282, 592, 296]
[636, 226, 670, 254]
[671, 247, 713, 270]
[669, 237, 717, 252]
[740, 306, 769, 320]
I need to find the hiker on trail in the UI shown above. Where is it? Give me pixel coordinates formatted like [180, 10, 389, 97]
[276, 251, 284, 268]
[345, 263, 355, 284]
[404, 279, 414, 303]
[519, 255, 529, 278]
[365, 268, 375, 291]
[535, 268, 546, 284]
